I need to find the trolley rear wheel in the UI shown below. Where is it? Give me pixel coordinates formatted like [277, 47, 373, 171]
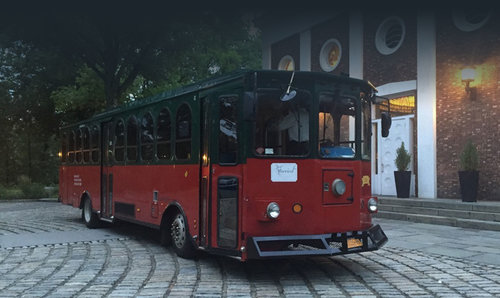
[82, 197, 100, 228]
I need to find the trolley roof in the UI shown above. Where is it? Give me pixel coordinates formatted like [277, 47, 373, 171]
[61, 69, 374, 129]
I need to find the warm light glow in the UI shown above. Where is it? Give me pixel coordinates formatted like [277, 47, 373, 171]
[390, 96, 415, 109]
[461, 67, 476, 82]
[58, 152, 62, 158]
[284, 60, 294, 71]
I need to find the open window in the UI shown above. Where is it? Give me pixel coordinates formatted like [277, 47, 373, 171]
[318, 92, 356, 159]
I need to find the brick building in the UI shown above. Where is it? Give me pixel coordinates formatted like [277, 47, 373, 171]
[257, 9, 500, 201]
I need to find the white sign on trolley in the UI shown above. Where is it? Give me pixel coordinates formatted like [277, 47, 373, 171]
[271, 163, 298, 182]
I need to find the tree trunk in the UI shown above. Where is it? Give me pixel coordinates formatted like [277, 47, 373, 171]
[104, 78, 120, 109]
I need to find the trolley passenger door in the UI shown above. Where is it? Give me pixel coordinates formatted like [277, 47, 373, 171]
[101, 121, 114, 219]
[200, 92, 240, 250]
[213, 94, 240, 250]
[199, 96, 211, 247]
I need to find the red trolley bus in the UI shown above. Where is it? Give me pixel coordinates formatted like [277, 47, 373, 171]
[59, 70, 390, 260]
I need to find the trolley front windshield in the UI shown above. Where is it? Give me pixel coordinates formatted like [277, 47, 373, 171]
[251, 73, 372, 160]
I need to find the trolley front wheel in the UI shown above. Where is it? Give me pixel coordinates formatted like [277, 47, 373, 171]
[171, 212, 196, 259]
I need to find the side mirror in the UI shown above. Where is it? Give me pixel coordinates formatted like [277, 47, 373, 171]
[381, 112, 391, 137]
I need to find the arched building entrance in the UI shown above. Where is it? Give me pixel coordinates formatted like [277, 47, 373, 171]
[371, 81, 417, 197]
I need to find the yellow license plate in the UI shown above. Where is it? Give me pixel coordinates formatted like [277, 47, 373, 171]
[347, 238, 363, 248]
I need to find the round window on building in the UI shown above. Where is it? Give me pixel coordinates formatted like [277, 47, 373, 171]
[453, 10, 490, 32]
[375, 16, 406, 55]
[278, 55, 295, 71]
[319, 39, 342, 72]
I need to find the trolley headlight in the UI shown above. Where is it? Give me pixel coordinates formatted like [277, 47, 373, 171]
[267, 202, 280, 219]
[368, 198, 378, 213]
[332, 179, 346, 196]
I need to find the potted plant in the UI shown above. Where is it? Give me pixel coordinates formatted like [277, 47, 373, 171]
[459, 140, 479, 202]
[394, 142, 411, 198]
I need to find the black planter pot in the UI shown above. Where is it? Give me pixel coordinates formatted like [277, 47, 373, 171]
[458, 170, 479, 202]
[394, 171, 411, 198]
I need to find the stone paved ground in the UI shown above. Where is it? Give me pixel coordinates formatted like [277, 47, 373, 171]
[1, 201, 500, 297]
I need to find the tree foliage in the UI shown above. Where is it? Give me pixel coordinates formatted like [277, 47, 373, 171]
[0, 5, 262, 188]
[460, 140, 479, 171]
[394, 142, 411, 172]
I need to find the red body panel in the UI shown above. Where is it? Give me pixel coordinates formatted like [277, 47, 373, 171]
[241, 159, 373, 240]
[59, 158, 375, 256]
[60, 165, 100, 208]
[60, 164, 200, 232]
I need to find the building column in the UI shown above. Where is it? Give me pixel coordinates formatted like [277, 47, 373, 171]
[262, 42, 271, 69]
[300, 30, 311, 71]
[349, 11, 363, 79]
[417, 11, 437, 198]
[349, 11, 363, 143]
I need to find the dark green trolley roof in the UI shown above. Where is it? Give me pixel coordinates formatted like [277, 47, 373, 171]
[61, 69, 374, 129]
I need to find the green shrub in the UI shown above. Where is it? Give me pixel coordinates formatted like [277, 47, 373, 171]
[394, 142, 411, 171]
[460, 140, 479, 171]
[20, 182, 47, 199]
[0, 186, 24, 200]
[44, 185, 59, 198]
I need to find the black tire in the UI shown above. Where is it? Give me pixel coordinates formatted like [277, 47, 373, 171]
[82, 197, 100, 228]
[159, 220, 172, 246]
[170, 212, 196, 259]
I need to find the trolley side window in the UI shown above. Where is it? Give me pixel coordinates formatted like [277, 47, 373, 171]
[114, 120, 125, 162]
[75, 129, 82, 163]
[61, 132, 67, 163]
[219, 95, 238, 164]
[82, 127, 90, 163]
[91, 125, 99, 163]
[68, 130, 75, 163]
[127, 116, 138, 162]
[175, 104, 191, 160]
[157, 108, 172, 160]
[141, 112, 154, 161]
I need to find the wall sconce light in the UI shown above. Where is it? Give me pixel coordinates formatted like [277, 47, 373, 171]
[461, 67, 476, 100]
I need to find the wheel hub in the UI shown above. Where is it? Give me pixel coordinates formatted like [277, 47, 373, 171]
[171, 214, 186, 248]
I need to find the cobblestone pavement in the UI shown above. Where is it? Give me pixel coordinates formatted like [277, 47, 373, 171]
[1, 201, 500, 297]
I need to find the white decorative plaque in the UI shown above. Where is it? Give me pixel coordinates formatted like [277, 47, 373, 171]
[271, 163, 298, 182]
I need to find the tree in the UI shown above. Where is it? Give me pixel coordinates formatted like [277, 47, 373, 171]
[0, 40, 68, 184]
[0, 4, 262, 187]
[5, 5, 261, 109]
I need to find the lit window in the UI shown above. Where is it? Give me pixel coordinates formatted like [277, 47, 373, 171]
[319, 39, 342, 72]
[278, 55, 295, 71]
